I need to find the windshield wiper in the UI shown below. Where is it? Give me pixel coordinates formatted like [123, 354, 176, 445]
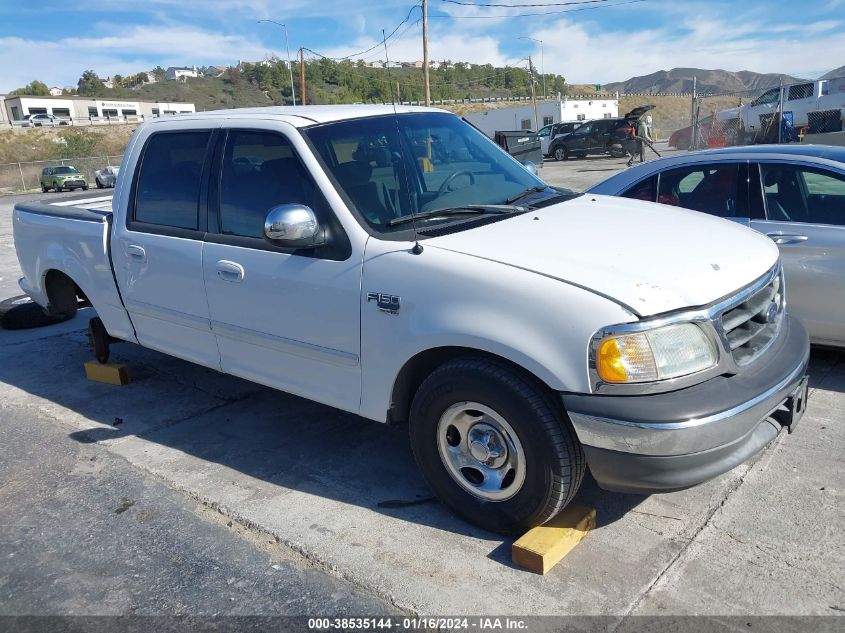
[387, 205, 525, 227]
[506, 185, 549, 205]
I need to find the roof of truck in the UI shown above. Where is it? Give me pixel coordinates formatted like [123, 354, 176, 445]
[147, 104, 446, 127]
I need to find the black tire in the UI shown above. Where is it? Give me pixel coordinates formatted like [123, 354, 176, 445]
[53, 181, 61, 193]
[553, 146, 567, 161]
[82, 185, 88, 191]
[96, 179, 104, 189]
[0, 295, 73, 330]
[88, 317, 110, 364]
[409, 356, 585, 535]
[41, 184, 48, 193]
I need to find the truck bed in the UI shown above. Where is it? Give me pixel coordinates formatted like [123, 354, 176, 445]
[13, 198, 136, 343]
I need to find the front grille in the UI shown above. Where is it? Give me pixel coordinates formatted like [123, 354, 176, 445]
[719, 268, 784, 366]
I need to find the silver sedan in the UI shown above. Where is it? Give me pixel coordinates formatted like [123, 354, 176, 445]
[589, 145, 845, 347]
[94, 166, 120, 188]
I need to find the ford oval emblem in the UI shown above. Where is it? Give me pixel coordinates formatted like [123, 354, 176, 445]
[765, 302, 778, 324]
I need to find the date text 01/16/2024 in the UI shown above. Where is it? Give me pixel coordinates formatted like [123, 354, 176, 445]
[307, 617, 528, 630]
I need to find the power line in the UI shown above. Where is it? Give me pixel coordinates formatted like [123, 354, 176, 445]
[306, 4, 421, 61]
[431, 0, 644, 17]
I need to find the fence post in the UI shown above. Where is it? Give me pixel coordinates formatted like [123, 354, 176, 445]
[18, 162, 26, 191]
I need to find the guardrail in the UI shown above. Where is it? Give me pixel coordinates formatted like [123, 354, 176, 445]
[0, 155, 124, 195]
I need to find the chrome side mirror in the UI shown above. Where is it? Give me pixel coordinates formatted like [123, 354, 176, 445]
[522, 160, 539, 176]
[263, 204, 325, 248]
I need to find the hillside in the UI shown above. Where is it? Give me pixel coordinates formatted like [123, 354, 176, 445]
[821, 65, 845, 80]
[604, 67, 807, 95]
[67, 60, 568, 112]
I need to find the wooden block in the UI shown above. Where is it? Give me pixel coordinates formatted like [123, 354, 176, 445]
[512, 504, 596, 575]
[84, 360, 130, 386]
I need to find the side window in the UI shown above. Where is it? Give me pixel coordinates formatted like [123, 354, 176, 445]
[134, 131, 210, 230]
[219, 130, 323, 238]
[622, 176, 656, 203]
[657, 164, 742, 217]
[751, 88, 779, 107]
[537, 125, 551, 138]
[788, 83, 814, 101]
[761, 164, 845, 226]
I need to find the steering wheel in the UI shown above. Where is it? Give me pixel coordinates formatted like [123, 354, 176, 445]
[437, 170, 476, 196]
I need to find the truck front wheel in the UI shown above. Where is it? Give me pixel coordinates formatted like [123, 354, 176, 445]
[409, 357, 585, 535]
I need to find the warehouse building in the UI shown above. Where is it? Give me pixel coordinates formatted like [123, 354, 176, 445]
[2, 95, 196, 122]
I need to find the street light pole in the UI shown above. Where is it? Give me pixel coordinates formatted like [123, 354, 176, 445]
[519, 36, 544, 99]
[258, 19, 297, 106]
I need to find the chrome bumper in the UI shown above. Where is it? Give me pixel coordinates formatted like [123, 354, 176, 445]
[562, 315, 810, 493]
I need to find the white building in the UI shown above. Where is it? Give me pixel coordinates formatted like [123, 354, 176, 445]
[463, 97, 619, 137]
[2, 95, 196, 122]
[165, 66, 199, 81]
[48, 86, 63, 96]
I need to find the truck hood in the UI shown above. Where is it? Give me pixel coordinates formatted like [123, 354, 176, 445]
[716, 106, 742, 122]
[425, 195, 779, 317]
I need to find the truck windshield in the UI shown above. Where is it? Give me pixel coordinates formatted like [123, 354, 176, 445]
[304, 112, 563, 234]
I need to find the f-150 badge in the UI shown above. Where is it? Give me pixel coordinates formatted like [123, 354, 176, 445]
[367, 292, 401, 314]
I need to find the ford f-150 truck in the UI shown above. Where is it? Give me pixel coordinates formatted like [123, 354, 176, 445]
[13, 106, 810, 534]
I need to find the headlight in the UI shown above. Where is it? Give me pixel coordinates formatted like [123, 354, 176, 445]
[596, 323, 717, 384]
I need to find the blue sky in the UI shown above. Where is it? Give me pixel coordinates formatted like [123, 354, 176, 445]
[1, 0, 843, 92]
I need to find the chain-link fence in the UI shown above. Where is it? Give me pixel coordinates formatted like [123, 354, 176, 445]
[667, 74, 845, 151]
[0, 155, 124, 194]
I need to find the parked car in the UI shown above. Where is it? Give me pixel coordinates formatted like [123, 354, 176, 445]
[22, 113, 69, 127]
[95, 166, 120, 188]
[40, 166, 88, 192]
[668, 115, 715, 150]
[537, 121, 582, 157]
[14, 106, 809, 534]
[589, 144, 845, 347]
[548, 106, 655, 161]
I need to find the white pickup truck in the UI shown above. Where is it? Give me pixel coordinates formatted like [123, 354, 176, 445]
[13, 106, 810, 534]
[718, 78, 845, 142]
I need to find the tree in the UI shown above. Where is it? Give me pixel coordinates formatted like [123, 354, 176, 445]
[77, 70, 107, 96]
[112, 74, 124, 88]
[9, 80, 50, 96]
[152, 65, 166, 81]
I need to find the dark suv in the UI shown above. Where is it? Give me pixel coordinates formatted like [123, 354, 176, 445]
[549, 106, 654, 161]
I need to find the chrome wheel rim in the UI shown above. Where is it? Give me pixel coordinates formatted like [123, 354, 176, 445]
[436, 402, 526, 501]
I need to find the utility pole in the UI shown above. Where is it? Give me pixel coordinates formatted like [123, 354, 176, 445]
[397, 81, 401, 103]
[777, 78, 784, 144]
[690, 76, 697, 150]
[422, 0, 431, 106]
[519, 36, 544, 99]
[529, 56, 539, 131]
[300, 48, 306, 106]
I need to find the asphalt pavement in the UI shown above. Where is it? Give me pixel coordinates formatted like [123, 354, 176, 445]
[0, 155, 843, 625]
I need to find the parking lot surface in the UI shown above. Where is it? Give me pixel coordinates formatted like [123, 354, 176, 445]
[1, 154, 844, 619]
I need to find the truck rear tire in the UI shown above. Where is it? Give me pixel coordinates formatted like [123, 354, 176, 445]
[409, 356, 585, 535]
[553, 146, 567, 161]
[0, 295, 73, 330]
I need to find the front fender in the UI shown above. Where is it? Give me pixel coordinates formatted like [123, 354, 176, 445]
[358, 241, 636, 422]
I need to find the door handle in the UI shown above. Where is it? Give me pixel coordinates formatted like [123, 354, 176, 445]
[126, 244, 146, 260]
[215, 260, 244, 282]
[766, 233, 808, 245]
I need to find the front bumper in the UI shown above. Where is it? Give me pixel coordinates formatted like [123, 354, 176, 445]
[563, 315, 810, 494]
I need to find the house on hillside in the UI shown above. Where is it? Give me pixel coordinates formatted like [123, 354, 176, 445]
[48, 87, 63, 96]
[165, 66, 199, 81]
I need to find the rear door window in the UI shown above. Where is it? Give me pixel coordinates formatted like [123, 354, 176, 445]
[656, 163, 742, 217]
[134, 131, 211, 230]
[761, 164, 845, 225]
[621, 176, 657, 202]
